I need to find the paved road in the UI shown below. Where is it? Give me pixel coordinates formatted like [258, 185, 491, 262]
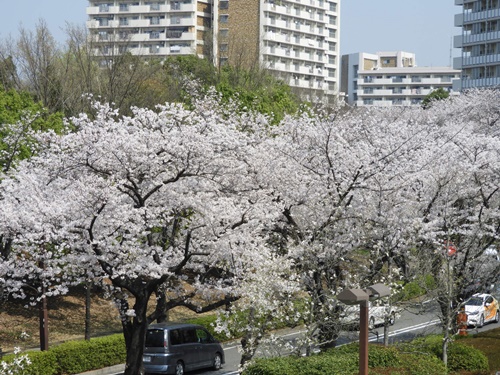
[80, 300, 499, 375]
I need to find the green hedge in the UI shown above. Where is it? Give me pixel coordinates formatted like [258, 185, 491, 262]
[243, 352, 358, 375]
[397, 334, 489, 373]
[1, 334, 125, 375]
[243, 342, 466, 375]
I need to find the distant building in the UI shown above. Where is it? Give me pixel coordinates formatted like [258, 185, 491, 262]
[454, 0, 500, 90]
[86, 0, 341, 100]
[341, 51, 460, 107]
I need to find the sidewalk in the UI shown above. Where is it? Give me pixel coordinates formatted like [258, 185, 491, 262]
[78, 364, 124, 375]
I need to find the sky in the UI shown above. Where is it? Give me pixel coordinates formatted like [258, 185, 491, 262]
[0, 0, 460, 68]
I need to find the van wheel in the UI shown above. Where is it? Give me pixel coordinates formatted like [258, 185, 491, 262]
[213, 353, 222, 370]
[175, 361, 184, 375]
[494, 310, 499, 323]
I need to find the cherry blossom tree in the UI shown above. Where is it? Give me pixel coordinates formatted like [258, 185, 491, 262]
[0, 91, 281, 374]
[257, 106, 429, 349]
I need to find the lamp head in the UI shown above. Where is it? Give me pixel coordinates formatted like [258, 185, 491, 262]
[337, 288, 369, 305]
[366, 283, 391, 301]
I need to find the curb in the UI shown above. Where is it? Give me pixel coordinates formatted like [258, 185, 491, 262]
[78, 364, 125, 375]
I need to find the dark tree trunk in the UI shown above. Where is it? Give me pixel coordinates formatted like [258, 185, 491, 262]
[39, 293, 49, 351]
[85, 280, 92, 341]
[122, 291, 153, 375]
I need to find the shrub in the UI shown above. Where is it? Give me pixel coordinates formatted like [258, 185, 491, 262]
[244, 343, 450, 375]
[243, 352, 358, 375]
[447, 342, 488, 373]
[50, 334, 126, 374]
[398, 353, 447, 375]
[397, 334, 489, 373]
[0, 334, 125, 375]
[1, 350, 58, 375]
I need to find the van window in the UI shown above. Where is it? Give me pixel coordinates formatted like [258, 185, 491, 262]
[145, 329, 165, 347]
[196, 329, 209, 343]
[182, 329, 198, 343]
[170, 329, 182, 345]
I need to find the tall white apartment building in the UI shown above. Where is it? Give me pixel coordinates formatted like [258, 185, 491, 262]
[341, 52, 460, 107]
[86, 0, 341, 98]
[257, 0, 341, 97]
[454, 0, 500, 90]
[86, 1, 213, 59]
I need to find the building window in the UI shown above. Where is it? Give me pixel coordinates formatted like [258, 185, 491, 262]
[220, 43, 228, 52]
[98, 31, 108, 41]
[119, 17, 129, 26]
[220, 0, 229, 10]
[98, 18, 110, 27]
[220, 14, 229, 23]
[99, 4, 110, 12]
[119, 3, 129, 11]
[171, 1, 180, 10]
[219, 29, 229, 38]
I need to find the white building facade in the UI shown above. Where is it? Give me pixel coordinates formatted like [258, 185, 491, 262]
[260, 0, 340, 97]
[342, 52, 460, 107]
[86, 0, 341, 98]
[86, 1, 213, 58]
[454, 0, 500, 90]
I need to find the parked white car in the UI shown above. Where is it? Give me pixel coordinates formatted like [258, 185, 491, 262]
[464, 293, 499, 328]
[339, 301, 397, 329]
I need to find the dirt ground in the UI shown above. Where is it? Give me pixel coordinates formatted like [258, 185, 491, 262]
[0, 289, 194, 354]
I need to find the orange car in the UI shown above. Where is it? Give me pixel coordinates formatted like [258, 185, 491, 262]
[464, 293, 500, 327]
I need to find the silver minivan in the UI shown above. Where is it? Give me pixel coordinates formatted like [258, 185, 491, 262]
[143, 322, 225, 375]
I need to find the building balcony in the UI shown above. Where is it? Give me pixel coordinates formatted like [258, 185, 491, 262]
[165, 31, 195, 41]
[461, 76, 500, 88]
[87, 20, 120, 29]
[461, 30, 500, 45]
[462, 53, 500, 67]
[169, 3, 196, 12]
[463, 8, 500, 23]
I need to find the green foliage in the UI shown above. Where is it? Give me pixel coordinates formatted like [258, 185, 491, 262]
[398, 334, 489, 373]
[390, 353, 447, 375]
[0, 87, 65, 172]
[243, 352, 358, 375]
[216, 66, 300, 124]
[185, 315, 229, 342]
[447, 343, 489, 373]
[422, 87, 450, 109]
[244, 339, 481, 375]
[0, 334, 125, 375]
[1, 350, 58, 375]
[49, 334, 126, 374]
[394, 275, 436, 302]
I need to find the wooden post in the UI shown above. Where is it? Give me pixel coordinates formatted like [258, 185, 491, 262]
[359, 300, 369, 375]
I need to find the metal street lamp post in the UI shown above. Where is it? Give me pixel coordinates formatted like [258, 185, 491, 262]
[338, 283, 391, 375]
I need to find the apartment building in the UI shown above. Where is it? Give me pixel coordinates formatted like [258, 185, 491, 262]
[341, 52, 460, 107]
[454, 0, 500, 90]
[86, 0, 341, 98]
